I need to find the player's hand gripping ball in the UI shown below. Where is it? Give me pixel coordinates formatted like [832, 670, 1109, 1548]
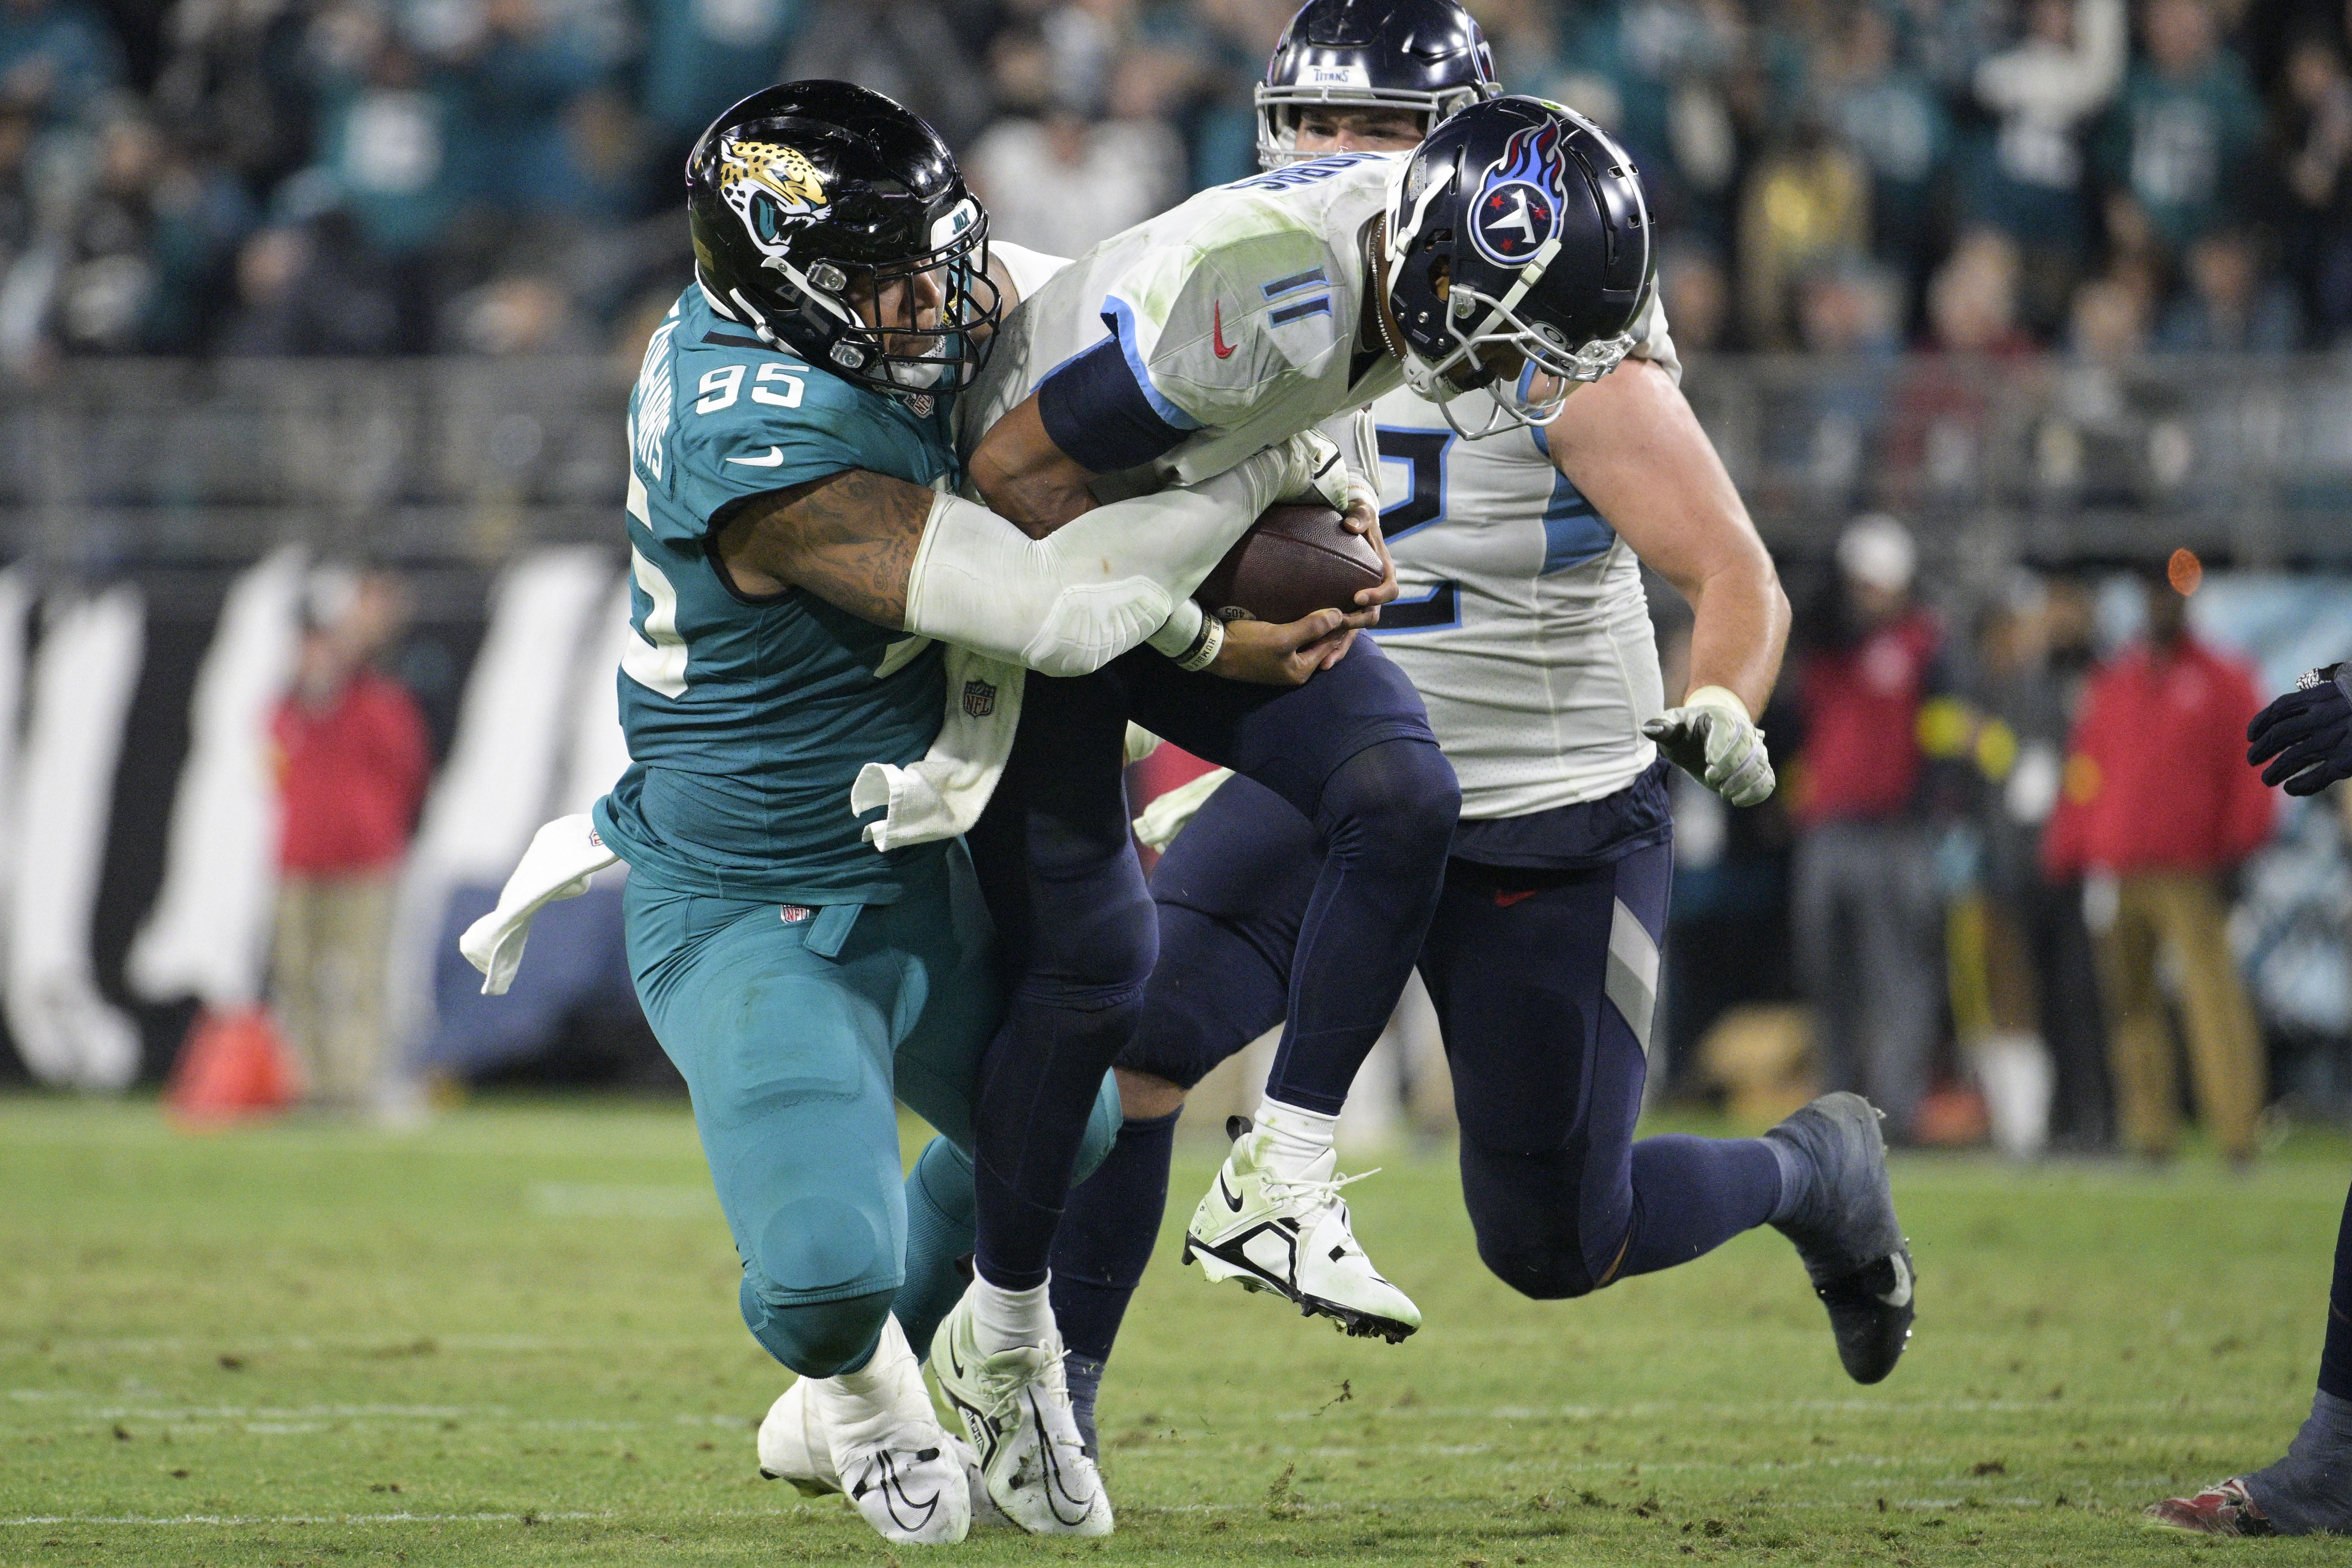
[1194, 503, 1387, 626]
[1643, 685, 1776, 807]
[2249, 664, 2352, 796]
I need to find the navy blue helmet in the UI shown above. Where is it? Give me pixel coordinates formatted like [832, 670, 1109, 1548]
[1256, 0, 1500, 169]
[687, 81, 1000, 404]
[1383, 95, 1654, 437]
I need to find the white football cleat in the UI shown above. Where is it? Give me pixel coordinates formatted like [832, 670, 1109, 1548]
[931, 1288, 1113, 1536]
[756, 1374, 834, 1498]
[1183, 1115, 1421, 1342]
[756, 1315, 971, 1546]
[758, 1363, 1003, 1526]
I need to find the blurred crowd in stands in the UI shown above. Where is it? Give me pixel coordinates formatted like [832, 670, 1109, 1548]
[4, 0, 2352, 369]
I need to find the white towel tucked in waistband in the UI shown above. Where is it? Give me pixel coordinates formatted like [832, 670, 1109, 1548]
[852, 645, 1027, 852]
[458, 813, 621, 995]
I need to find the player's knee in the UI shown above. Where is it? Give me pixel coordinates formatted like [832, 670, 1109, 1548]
[1028, 887, 1157, 999]
[1460, 1141, 1603, 1299]
[1320, 738, 1460, 868]
[1473, 1234, 1601, 1301]
[735, 1195, 897, 1372]
[740, 1282, 895, 1377]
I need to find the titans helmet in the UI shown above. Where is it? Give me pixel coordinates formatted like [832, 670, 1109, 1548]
[1382, 95, 1654, 437]
[1257, 0, 1500, 169]
[687, 81, 1001, 403]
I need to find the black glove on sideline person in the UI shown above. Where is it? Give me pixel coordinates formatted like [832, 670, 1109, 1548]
[2249, 664, 2352, 796]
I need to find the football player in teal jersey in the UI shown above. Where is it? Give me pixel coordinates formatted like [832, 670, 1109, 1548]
[597, 81, 1365, 1546]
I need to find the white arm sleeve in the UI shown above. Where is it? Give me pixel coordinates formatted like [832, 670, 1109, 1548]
[902, 447, 1293, 678]
[1315, 408, 1382, 513]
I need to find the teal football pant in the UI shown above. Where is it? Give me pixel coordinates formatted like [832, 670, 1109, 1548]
[623, 844, 1118, 1378]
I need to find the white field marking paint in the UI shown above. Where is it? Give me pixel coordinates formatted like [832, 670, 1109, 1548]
[1271, 1395, 2298, 1422]
[1, 1512, 619, 1527]
[1283, 1447, 1912, 1473]
[60, 1404, 488, 1422]
[526, 1182, 714, 1219]
[21, 1332, 749, 1357]
[0, 1496, 2106, 1529]
[4, 1406, 754, 1435]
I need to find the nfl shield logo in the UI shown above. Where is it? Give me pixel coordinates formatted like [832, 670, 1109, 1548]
[962, 678, 997, 718]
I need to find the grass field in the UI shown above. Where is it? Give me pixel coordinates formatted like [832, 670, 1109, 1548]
[1, 1095, 2346, 1567]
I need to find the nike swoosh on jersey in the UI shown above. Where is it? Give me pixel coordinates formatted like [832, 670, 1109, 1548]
[1212, 301, 1236, 360]
[726, 447, 787, 467]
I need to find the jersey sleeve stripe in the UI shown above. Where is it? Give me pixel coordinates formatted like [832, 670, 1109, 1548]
[1100, 295, 1205, 432]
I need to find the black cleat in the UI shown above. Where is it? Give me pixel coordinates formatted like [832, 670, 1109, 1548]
[1765, 1092, 1915, 1384]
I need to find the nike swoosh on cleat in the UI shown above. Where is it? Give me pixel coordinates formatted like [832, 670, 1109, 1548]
[1220, 1175, 1244, 1213]
[1029, 1390, 1096, 1526]
[858, 1453, 943, 1532]
[726, 446, 787, 466]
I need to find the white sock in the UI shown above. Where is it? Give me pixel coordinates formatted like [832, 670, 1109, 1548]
[971, 1276, 1053, 1356]
[1254, 1097, 1338, 1171]
[829, 1313, 905, 1397]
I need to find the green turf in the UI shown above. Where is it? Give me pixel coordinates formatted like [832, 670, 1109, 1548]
[0, 1094, 2344, 1566]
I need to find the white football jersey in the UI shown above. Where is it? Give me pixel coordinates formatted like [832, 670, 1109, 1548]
[959, 153, 1407, 487]
[1365, 376, 1668, 820]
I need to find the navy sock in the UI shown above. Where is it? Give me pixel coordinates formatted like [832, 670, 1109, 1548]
[1050, 1109, 1182, 1365]
[1615, 1134, 1786, 1279]
[1065, 1352, 1106, 1462]
[2319, 1176, 2352, 1402]
[894, 1136, 977, 1363]
[1262, 738, 1457, 1114]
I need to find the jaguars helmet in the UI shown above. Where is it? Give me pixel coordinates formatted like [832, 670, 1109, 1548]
[1382, 95, 1653, 438]
[1257, 0, 1500, 169]
[687, 81, 1001, 403]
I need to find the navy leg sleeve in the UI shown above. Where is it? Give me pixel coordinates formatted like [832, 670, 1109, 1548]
[1047, 776, 1328, 1385]
[966, 670, 1155, 1292]
[1429, 839, 1782, 1298]
[1124, 643, 1455, 1117]
[1121, 771, 1320, 1088]
[1264, 735, 1458, 1112]
[1048, 1109, 1183, 1365]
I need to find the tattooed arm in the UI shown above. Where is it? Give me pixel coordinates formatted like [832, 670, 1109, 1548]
[710, 446, 1362, 684]
[713, 468, 929, 623]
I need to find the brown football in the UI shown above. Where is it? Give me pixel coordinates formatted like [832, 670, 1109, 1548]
[1192, 503, 1385, 625]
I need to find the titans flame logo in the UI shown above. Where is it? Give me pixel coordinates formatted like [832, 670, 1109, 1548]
[1468, 122, 1564, 269]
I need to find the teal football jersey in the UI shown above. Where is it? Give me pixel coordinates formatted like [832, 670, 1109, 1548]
[593, 285, 960, 903]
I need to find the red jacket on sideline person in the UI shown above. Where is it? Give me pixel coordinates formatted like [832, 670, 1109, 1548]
[273, 668, 431, 876]
[2042, 635, 2275, 879]
[1793, 607, 1944, 827]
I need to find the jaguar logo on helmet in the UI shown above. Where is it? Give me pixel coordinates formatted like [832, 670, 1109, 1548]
[715, 137, 830, 261]
[1468, 122, 1564, 268]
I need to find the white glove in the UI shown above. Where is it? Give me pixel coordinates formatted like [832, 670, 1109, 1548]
[1641, 685, 1775, 807]
[1267, 428, 1351, 514]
